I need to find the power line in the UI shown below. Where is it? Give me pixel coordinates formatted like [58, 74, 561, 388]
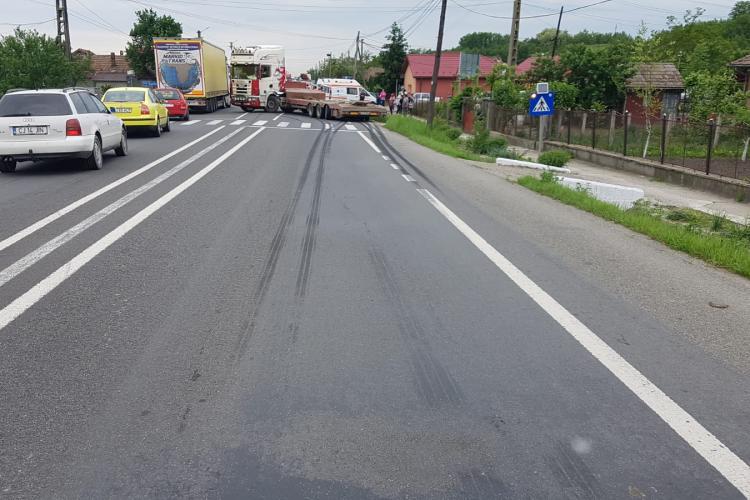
[449, 0, 615, 19]
[73, 0, 129, 35]
[0, 18, 56, 27]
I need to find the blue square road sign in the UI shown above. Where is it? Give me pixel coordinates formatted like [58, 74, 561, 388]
[529, 92, 555, 116]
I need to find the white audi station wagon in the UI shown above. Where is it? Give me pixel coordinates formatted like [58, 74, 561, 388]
[0, 88, 128, 173]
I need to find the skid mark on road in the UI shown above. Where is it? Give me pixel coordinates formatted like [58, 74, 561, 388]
[547, 441, 602, 499]
[296, 122, 344, 297]
[368, 246, 464, 407]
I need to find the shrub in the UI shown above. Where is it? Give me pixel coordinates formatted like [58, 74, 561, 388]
[538, 150, 573, 167]
[445, 128, 461, 140]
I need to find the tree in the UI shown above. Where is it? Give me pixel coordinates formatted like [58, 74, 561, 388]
[549, 81, 579, 110]
[0, 29, 90, 94]
[378, 23, 408, 93]
[454, 32, 508, 59]
[492, 78, 524, 109]
[126, 9, 182, 79]
[524, 57, 566, 83]
[731, 1, 750, 17]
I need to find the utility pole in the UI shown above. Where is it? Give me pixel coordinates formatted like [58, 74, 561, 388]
[56, 0, 71, 59]
[507, 0, 521, 67]
[426, 0, 448, 127]
[551, 6, 564, 57]
[353, 31, 360, 80]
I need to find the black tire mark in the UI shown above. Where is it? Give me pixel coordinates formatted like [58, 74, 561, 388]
[234, 120, 327, 357]
[367, 246, 464, 407]
[363, 122, 443, 193]
[548, 440, 602, 499]
[295, 122, 345, 297]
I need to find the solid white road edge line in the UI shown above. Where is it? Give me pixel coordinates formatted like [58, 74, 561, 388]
[0, 127, 225, 253]
[356, 131, 381, 154]
[0, 127, 247, 288]
[415, 187, 750, 496]
[0, 128, 265, 333]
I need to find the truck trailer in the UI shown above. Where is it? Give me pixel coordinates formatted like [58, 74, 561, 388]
[153, 38, 230, 112]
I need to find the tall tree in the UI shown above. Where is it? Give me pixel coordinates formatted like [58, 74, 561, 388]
[379, 23, 408, 93]
[0, 29, 90, 94]
[126, 9, 182, 79]
[454, 32, 508, 59]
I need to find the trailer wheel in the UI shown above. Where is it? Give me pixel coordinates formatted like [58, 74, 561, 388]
[266, 94, 280, 113]
[321, 105, 329, 120]
[307, 104, 316, 118]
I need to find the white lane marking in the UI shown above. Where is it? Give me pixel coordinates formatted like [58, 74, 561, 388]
[237, 112, 248, 119]
[415, 187, 750, 496]
[272, 114, 283, 121]
[207, 119, 223, 126]
[277, 122, 289, 128]
[356, 131, 381, 154]
[182, 120, 200, 126]
[0, 128, 247, 288]
[382, 155, 390, 161]
[390, 163, 400, 170]
[253, 120, 268, 126]
[230, 120, 246, 126]
[402, 174, 416, 182]
[301, 122, 312, 129]
[0, 128, 265, 333]
[325, 123, 331, 130]
[0, 128, 225, 253]
[345, 124, 357, 131]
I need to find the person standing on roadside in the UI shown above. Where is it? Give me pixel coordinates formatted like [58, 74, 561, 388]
[378, 89, 386, 106]
[387, 93, 395, 114]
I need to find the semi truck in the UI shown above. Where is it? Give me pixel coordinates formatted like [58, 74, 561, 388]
[229, 45, 387, 119]
[153, 38, 230, 112]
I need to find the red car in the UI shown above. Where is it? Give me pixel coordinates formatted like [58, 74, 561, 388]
[154, 88, 189, 121]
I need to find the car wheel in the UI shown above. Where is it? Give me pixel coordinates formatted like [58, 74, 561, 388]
[184, 111, 190, 121]
[266, 94, 280, 113]
[84, 135, 104, 170]
[0, 160, 17, 173]
[115, 128, 128, 156]
[163, 117, 171, 132]
[152, 121, 162, 137]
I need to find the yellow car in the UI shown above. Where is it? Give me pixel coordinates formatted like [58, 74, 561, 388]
[102, 87, 170, 137]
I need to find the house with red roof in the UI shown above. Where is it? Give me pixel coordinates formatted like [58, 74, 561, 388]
[514, 56, 561, 77]
[402, 52, 501, 99]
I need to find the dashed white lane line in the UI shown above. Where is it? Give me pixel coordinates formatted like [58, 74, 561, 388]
[230, 119, 246, 126]
[301, 122, 312, 129]
[277, 121, 289, 128]
[207, 119, 223, 125]
[402, 174, 416, 182]
[0, 127, 246, 288]
[356, 131, 381, 154]
[182, 120, 200, 126]
[390, 163, 400, 170]
[382, 155, 390, 161]
[0, 127, 224, 253]
[345, 124, 357, 130]
[272, 114, 283, 121]
[253, 120, 268, 126]
[415, 187, 750, 497]
[0, 128, 266, 333]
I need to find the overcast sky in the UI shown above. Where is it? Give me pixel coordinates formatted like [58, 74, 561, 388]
[0, 0, 737, 73]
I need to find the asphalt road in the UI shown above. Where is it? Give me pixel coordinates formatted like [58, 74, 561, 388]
[0, 106, 749, 499]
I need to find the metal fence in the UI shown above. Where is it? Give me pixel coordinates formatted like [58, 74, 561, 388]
[481, 101, 750, 181]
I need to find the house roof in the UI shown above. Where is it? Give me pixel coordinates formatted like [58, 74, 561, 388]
[75, 48, 131, 76]
[730, 54, 750, 68]
[91, 73, 128, 82]
[626, 63, 684, 90]
[514, 56, 560, 75]
[404, 52, 500, 79]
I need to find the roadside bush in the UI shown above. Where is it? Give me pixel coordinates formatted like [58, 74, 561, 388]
[445, 128, 461, 141]
[538, 150, 573, 167]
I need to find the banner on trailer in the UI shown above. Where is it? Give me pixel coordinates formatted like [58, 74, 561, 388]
[154, 41, 204, 97]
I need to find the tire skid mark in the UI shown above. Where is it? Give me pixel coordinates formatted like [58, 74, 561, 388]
[235, 120, 326, 358]
[548, 441, 602, 499]
[457, 468, 511, 499]
[295, 121, 345, 297]
[364, 122, 443, 193]
[367, 246, 464, 407]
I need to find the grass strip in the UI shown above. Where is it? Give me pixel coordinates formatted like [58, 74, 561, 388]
[518, 175, 750, 279]
[384, 115, 492, 163]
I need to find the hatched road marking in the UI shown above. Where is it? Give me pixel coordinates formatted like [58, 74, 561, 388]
[345, 124, 357, 130]
[253, 120, 268, 126]
[182, 120, 200, 126]
[301, 122, 312, 128]
[230, 120, 246, 125]
[207, 119, 223, 125]
[277, 122, 289, 128]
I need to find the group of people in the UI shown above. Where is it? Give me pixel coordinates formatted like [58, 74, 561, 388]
[376, 90, 415, 115]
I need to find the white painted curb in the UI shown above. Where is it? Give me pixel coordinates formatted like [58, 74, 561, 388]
[559, 177, 645, 209]
[496, 157, 571, 173]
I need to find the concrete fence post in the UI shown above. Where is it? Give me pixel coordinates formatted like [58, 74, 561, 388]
[706, 119, 716, 175]
[623, 111, 630, 157]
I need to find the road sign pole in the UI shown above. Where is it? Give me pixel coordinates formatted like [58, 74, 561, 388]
[538, 115, 545, 152]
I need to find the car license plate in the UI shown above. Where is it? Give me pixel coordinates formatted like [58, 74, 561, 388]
[114, 107, 131, 113]
[165, 103, 173, 107]
[13, 126, 48, 136]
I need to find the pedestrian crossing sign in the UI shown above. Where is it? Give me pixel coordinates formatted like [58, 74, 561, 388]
[529, 92, 554, 116]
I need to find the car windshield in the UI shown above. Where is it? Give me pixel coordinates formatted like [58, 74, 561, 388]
[103, 90, 146, 103]
[155, 89, 181, 100]
[0, 94, 72, 117]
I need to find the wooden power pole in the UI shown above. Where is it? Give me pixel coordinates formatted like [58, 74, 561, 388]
[56, 0, 71, 59]
[426, 0, 448, 127]
[507, 0, 521, 67]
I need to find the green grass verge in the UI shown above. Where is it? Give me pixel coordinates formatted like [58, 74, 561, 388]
[384, 115, 493, 162]
[518, 174, 750, 279]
